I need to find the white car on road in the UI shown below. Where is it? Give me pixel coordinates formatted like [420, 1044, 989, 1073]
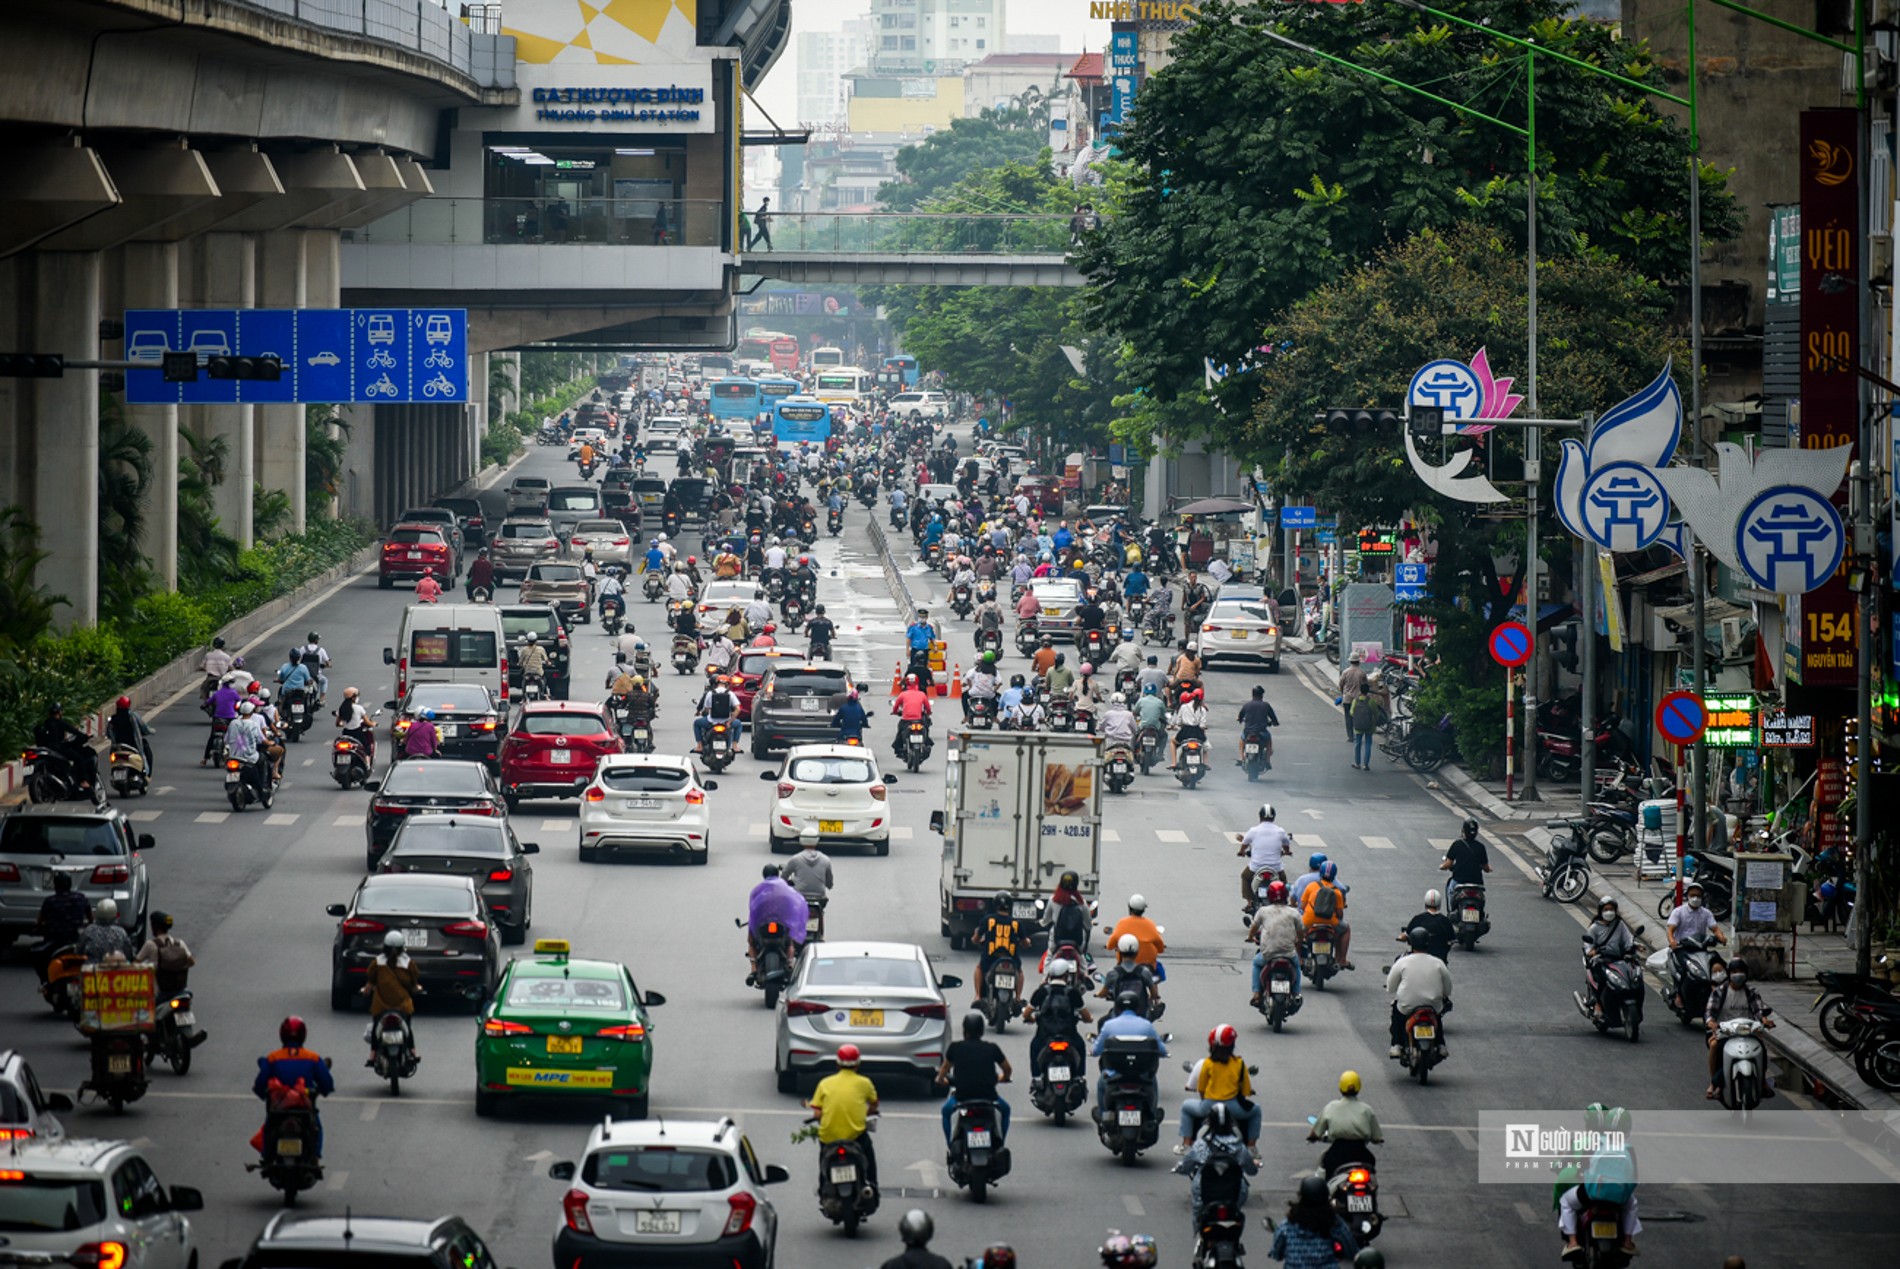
[578, 754, 716, 863]
[0, 1138, 205, 1269]
[764, 744, 893, 856]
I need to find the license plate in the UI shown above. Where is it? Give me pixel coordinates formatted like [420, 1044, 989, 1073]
[1112, 762, 1129, 774]
[277, 1138, 304, 1157]
[1245, 743, 1261, 754]
[633, 727, 650, 740]
[629, 798, 661, 810]
[848, 1009, 884, 1027]
[1312, 940, 1332, 956]
[552, 748, 570, 764]
[547, 1036, 583, 1055]
[1348, 1194, 1373, 1213]
[225, 769, 240, 783]
[967, 1129, 992, 1148]
[1044, 608, 1063, 617]
[1117, 1109, 1142, 1126]
[1012, 901, 1039, 920]
[408, 551, 423, 560]
[634, 1211, 681, 1235]
[380, 1030, 406, 1045]
[438, 723, 458, 737]
[828, 1165, 859, 1185]
[175, 1012, 195, 1027]
[799, 697, 821, 712]
[820, 820, 844, 833]
[401, 929, 429, 948]
[1412, 1025, 1436, 1039]
[1048, 1066, 1071, 1081]
[1591, 1221, 1619, 1240]
[1462, 909, 1482, 923]
[108, 1055, 132, 1074]
[992, 974, 1017, 990]
[1270, 981, 1291, 994]
[1230, 629, 1248, 639]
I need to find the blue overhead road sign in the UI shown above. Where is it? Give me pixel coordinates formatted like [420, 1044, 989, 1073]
[125, 308, 467, 405]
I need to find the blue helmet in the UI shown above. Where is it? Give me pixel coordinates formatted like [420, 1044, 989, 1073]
[1319, 861, 1338, 883]
[1143, 683, 1158, 695]
[421, 708, 437, 721]
[1308, 852, 1327, 870]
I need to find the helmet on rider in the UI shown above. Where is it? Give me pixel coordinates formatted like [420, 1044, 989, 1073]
[1046, 958, 1074, 981]
[1339, 1069, 1362, 1095]
[1116, 934, 1140, 958]
[279, 1016, 308, 1048]
[1260, 803, 1276, 821]
[1110, 692, 1126, 706]
[1113, 988, 1144, 1016]
[1308, 852, 1328, 870]
[1127, 894, 1148, 914]
[1205, 1101, 1237, 1136]
[898, 1210, 934, 1248]
[1208, 1023, 1239, 1049]
[1406, 926, 1432, 950]
[836, 1044, 862, 1067]
[1319, 861, 1338, 883]
[383, 930, 406, 952]
[992, 890, 1013, 912]
[1462, 816, 1480, 839]
[116, 696, 132, 710]
[1424, 889, 1443, 911]
[962, 1011, 986, 1039]
[978, 1247, 1017, 1269]
[1265, 880, 1289, 906]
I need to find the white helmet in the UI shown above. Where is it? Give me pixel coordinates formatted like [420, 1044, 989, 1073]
[1260, 804, 1275, 821]
[95, 898, 120, 921]
[1047, 958, 1075, 981]
[1128, 893, 1148, 914]
[1424, 888, 1443, 910]
[1111, 692, 1126, 706]
[1117, 934, 1140, 956]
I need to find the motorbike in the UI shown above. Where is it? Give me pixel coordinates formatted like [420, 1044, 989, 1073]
[739, 916, 794, 1008]
[108, 743, 151, 797]
[1300, 1127, 1383, 1247]
[520, 671, 546, 703]
[1241, 730, 1270, 782]
[980, 956, 1023, 1033]
[1538, 820, 1594, 904]
[944, 1096, 1010, 1203]
[827, 507, 844, 536]
[1114, 666, 1139, 699]
[671, 634, 700, 674]
[1081, 627, 1109, 664]
[1144, 608, 1175, 646]
[764, 570, 787, 602]
[1104, 744, 1136, 794]
[1655, 934, 1718, 1026]
[924, 540, 944, 567]
[888, 501, 905, 528]
[781, 593, 806, 631]
[1182, 1137, 1251, 1269]
[1047, 694, 1074, 733]
[148, 990, 207, 1076]
[578, 460, 596, 480]
[1571, 1195, 1636, 1269]
[1715, 1015, 1772, 1111]
[21, 744, 101, 805]
[249, 1060, 331, 1206]
[1394, 1003, 1446, 1083]
[331, 719, 378, 789]
[1302, 928, 1341, 992]
[1577, 936, 1647, 1042]
[225, 752, 276, 812]
[900, 718, 932, 772]
[1094, 1033, 1166, 1164]
[40, 946, 85, 1017]
[1029, 1033, 1088, 1124]
[702, 719, 737, 773]
[620, 708, 656, 755]
[1654, 851, 1735, 922]
[814, 1118, 879, 1236]
[1848, 996, 1900, 1091]
[662, 508, 681, 537]
[1136, 725, 1164, 776]
[1174, 737, 1208, 789]
[1015, 622, 1041, 656]
[600, 596, 625, 636]
[1535, 719, 1617, 784]
[1583, 801, 1639, 865]
[82, 1030, 150, 1112]
[643, 570, 665, 602]
[1073, 698, 1097, 737]
[1811, 966, 1898, 1051]
[281, 687, 313, 742]
[369, 1009, 419, 1096]
[1255, 954, 1302, 1033]
[968, 696, 996, 730]
[951, 584, 973, 619]
[1448, 881, 1490, 951]
[976, 626, 1003, 658]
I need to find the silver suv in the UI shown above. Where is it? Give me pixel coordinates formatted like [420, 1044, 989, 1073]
[490, 517, 562, 581]
[0, 804, 155, 945]
[547, 1116, 787, 1268]
[0, 1137, 203, 1269]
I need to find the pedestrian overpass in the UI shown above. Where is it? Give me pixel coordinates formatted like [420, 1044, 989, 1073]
[737, 213, 1081, 287]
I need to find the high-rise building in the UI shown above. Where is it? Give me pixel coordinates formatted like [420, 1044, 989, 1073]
[868, 0, 1006, 76]
[796, 18, 873, 128]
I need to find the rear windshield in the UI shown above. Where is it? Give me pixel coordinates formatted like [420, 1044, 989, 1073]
[528, 565, 583, 583]
[788, 755, 873, 784]
[771, 672, 848, 698]
[671, 481, 710, 496]
[357, 880, 474, 916]
[1209, 602, 1277, 624]
[513, 479, 550, 490]
[388, 822, 508, 858]
[574, 522, 626, 537]
[499, 522, 552, 540]
[805, 955, 927, 990]
[518, 712, 610, 737]
[0, 817, 125, 858]
[505, 975, 626, 1010]
[388, 529, 443, 546]
[549, 490, 600, 511]
[631, 479, 667, 493]
[500, 612, 560, 642]
[738, 652, 784, 678]
[381, 762, 492, 795]
[434, 499, 480, 517]
[598, 766, 690, 793]
[401, 510, 451, 524]
[404, 684, 494, 712]
[584, 1149, 733, 1194]
[409, 630, 498, 668]
[0, 1177, 109, 1232]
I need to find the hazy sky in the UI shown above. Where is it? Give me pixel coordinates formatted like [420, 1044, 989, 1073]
[752, 0, 1113, 123]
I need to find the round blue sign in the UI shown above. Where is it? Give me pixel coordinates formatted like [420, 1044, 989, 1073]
[1488, 621, 1533, 668]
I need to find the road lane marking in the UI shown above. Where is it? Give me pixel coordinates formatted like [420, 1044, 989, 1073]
[301, 758, 315, 767]
[1513, 1201, 1540, 1224]
[334, 814, 363, 827]
[1157, 829, 1190, 843]
[891, 827, 913, 840]
[327, 1170, 349, 1191]
[128, 810, 162, 822]
[194, 812, 228, 824]
[1298, 836, 1328, 853]
[266, 813, 300, 826]
[1451, 1126, 1479, 1151]
[359, 1101, 379, 1121]
[749, 823, 768, 836]
[1122, 1194, 1145, 1216]
[540, 819, 569, 833]
[1361, 835, 1396, 850]
[1102, 829, 1120, 842]
[1430, 838, 1455, 849]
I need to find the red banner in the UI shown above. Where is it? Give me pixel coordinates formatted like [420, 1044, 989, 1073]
[1796, 108, 1860, 687]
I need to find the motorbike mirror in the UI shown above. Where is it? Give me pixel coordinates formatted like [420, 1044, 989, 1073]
[929, 810, 945, 833]
[547, 1161, 576, 1181]
[1379, 965, 1392, 975]
[137, 834, 156, 851]
[1180, 1060, 1194, 1072]
[1247, 1064, 1259, 1075]
[326, 904, 348, 917]
[757, 770, 776, 781]
[762, 1163, 791, 1185]
[938, 974, 964, 990]
[522, 842, 541, 855]
[1306, 1115, 1319, 1125]
[383, 648, 396, 665]
[732, 917, 745, 928]
[167, 1186, 204, 1212]
[322, 1057, 333, 1069]
[45, 1092, 74, 1112]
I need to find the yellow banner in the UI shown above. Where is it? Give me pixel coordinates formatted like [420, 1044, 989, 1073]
[506, 1067, 615, 1089]
[81, 964, 155, 1032]
[1596, 548, 1625, 653]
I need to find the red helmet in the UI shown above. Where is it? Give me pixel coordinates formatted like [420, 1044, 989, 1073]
[279, 1015, 308, 1048]
[687, 555, 698, 564]
[764, 623, 777, 633]
[836, 1044, 862, 1066]
[1265, 880, 1289, 905]
[1209, 1023, 1238, 1049]
[116, 696, 132, 710]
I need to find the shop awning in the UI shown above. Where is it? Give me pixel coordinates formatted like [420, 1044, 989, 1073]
[1620, 559, 1686, 588]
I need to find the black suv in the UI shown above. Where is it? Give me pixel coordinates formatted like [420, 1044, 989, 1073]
[599, 468, 642, 525]
[432, 496, 488, 547]
[221, 1208, 501, 1269]
[498, 604, 572, 700]
[749, 661, 854, 758]
[668, 476, 714, 524]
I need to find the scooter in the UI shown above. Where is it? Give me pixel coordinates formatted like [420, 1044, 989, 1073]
[1081, 627, 1109, 664]
[1048, 694, 1074, 733]
[671, 634, 701, 674]
[1448, 881, 1490, 951]
[82, 1030, 150, 1112]
[827, 507, 844, 536]
[1029, 1033, 1088, 1124]
[1393, 1003, 1446, 1083]
[1254, 954, 1303, 1033]
[1093, 1033, 1166, 1164]
[1177, 1122, 1252, 1269]
[739, 916, 794, 1008]
[40, 946, 85, 1018]
[1242, 730, 1271, 782]
[968, 696, 996, 730]
[781, 593, 806, 630]
[980, 956, 1023, 1034]
[900, 718, 932, 772]
[600, 596, 625, 636]
[943, 1095, 1010, 1203]
[1577, 937, 1647, 1043]
[1104, 744, 1136, 794]
[520, 672, 546, 703]
[249, 1064, 330, 1206]
[281, 687, 313, 741]
[701, 719, 737, 773]
[1655, 934, 1718, 1026]
[1136, 726, 1164, 776]
[1538, 820, 1593, 904]
[1114, 666, 1139, 700]
[108, 743, 151, 797]
[976, 626, 1003, 658]
[225, 752, 276, 811]
[148, 990, 207, 1076]
[1174, 737, 1207, 789]
[369, 1009, 420, 1096]
[1302, 930, 1340, 993]
[951, 584, 974, 619]
[1715, 1015, 1773, 1111]
[21, 745, 101, 805]
[813, 1115, 879, 1236]
[643, 570, 665, 602]
[1300, 1124, 1383, 1248]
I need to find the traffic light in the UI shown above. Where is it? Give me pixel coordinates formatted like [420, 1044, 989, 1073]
[161, 353, 197, 383]
[1319, 407, 1401, 437]
[0, 354, 65, 378]
[1408, 406, 1446, 447]
[205, 355, 283, 382]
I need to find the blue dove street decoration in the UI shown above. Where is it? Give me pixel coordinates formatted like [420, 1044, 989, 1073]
[1554, 364, 1682, 552]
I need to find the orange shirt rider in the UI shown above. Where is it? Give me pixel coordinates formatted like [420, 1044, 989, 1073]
[1109, 901, 1165, 968]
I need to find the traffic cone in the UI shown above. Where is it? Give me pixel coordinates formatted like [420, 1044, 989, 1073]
[949, 664, 963, 699]
[890, 661, 903, 694]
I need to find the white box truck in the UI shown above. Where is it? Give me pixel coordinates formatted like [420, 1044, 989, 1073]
[929, 729, 1104, 949]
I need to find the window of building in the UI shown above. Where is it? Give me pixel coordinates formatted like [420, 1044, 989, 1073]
[901, 36, 915, 48]
[882, 34, 898, 46]
[975, 38, 985, 48]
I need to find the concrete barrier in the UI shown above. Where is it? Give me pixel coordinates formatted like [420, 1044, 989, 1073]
[865, 517, 918, 629]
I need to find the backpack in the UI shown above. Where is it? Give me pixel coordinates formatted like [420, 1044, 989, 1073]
[1351, 696, 1378, 731]
[1310, 883, 1340, 921]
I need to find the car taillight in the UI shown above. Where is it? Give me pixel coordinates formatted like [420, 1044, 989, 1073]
[1202, 624, 1222, 632]
[0, 1127, 33, 1141]
[0, 863, 18, 883]
[785, 1000, 828, 1016]
[91, 864, 130, 885]
[613, 537, 630, 546]
[444, 920, 488, 938]
[777, 781, 794, 798]
[584, 787, 605, 802]
[870, 784, 887, 802]
[545, 540, 558, 550]
[684, 789, 705, 805]
[723, 1191, 757, 1237]
[483, 1018, 533, 1036]
[499, 656, 509, 702]
[397, 656, 407, 695]
[70, 1244, 126, 1269]
[571, 537, 588, 548]
[340, 917, 386, 935]
[597, 1023, 646, 1041]
[561, 1188, 594, 1235]
[463, 804, 498, 816]
[904, 1003, 947, 1020]
[487, 868, 514, 882]
[474, 720, 497, 732]
[373, 803, 407, 816]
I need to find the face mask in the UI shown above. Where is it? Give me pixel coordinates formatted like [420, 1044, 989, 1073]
[1728, 971, 1746, 986]
[1599, 910, 1615, 922]
[1687, 896, 1703, 910]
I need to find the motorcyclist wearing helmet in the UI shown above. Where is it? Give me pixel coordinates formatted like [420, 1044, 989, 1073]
[1108, 893, 1166, 973]
[136, 911, 196, 998]
[360, 929, 421, 1058]
[1090, 988, 1167, 1118]
[1030, 632, 1057, 678]
[963, 651, 1001, 721]
[1173, 1099, 1259, 1239]
[1235, 683, 1280, 767]
[1309, 1069, 1384, 1174]
[1440, 816, 1492, 891]
[1098, 934, 1161, 1014]
[1247, 879, 1306, 1006]
[1024, 957, 1094, 1079]
[334, 687, 376, 765]
[1273, 1174, 1360, 1264]
[1302, 861, 1354, 970]
[878, 1210, 948, 1269]
[809, 1044, 880, 1197]
[33, 702, 100, 797]
[891, 672, 933, 741]
[301, 632, 332, 701]
[1386, 926, 1454, 1059]
[1137, 652, 1169, 699]
[1289, 852, 1330, 911]
[805, 603, 836, 659]
[77, 898, 134, 961]
[1108, 627, 1143, 674]
[254, 1016, 335, 1153]
[972, 891, 1024, 1006]
[402, 707, 441, 759]
[974, 587, 1005, 635]
[1168, 685, 1210, 765]
[1098, 1232, 1159, 1269]
[1044, 651, 1075, 697]
[693, 675, 742, 754]
[1558, 1105, 1640, 1259]
[465, 547, 495, 600]
[935, 1010, 1012, 1149]
[750, 621, 779, 649]
[1236, 802, 1293, 908]
[106, 694, 155, 775]
[1581, 896, 1637, 1022]
[1099, 691, 1138, 748]
[517, 631, 552, 684]
[1177, 1024, 1262, 1158]
[33, 872, 90, 981]
[1403, 890, 1458, 962]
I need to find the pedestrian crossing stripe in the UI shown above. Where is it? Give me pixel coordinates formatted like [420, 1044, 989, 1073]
[128, 810, 162, 822]
[1156, 829, 1190, 843]
[1361, 835, 1396, 850]
[891, 827, 914, 840]
[333, 814, 364, 827]
[540, 819, 570, 834]
[194, 811, 228, 824]
[1102, 829, 1121, 843]
[265, 813, 299, 826]
[748, 823, 768, 836]
[1298, 836, 1328, 853]
[1429, 838, 1455, 849]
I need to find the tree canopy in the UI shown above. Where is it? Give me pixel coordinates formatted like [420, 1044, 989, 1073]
[876, 109, 1049, 211]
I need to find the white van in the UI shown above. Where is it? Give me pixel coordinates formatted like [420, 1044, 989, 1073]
[382, 604, 508, 701]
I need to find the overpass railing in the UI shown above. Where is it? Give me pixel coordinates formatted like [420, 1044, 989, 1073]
[233, 0, 515, 86]
[755, 213, 1071, 254]
[349, 197, 730, 247]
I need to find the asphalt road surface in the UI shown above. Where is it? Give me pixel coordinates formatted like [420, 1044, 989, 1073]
[5, 437, 1895, 1269]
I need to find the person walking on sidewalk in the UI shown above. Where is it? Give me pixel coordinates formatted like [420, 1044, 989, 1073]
[1349, 683, 1379, 770]
[1337, 651, 1368, 739]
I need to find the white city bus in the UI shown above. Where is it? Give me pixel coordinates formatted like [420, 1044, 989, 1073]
[809, 346, 847, 369]
[812, 367, 875, 407]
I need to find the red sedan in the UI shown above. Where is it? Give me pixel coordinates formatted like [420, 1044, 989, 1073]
[498, 701, 622, 812]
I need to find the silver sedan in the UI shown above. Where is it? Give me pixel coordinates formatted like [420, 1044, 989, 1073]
[774, 941, 962, 1094]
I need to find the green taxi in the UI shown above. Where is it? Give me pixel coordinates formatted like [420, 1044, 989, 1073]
[474, 939, 666, 1118]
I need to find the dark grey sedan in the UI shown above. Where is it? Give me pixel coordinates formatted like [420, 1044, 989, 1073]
[326, 874, 501, 1012]
[377, 813, 538, 944]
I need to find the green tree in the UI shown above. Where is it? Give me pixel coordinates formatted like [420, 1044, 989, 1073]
[97, 394, 156, 615]
[1245, 223, 1685, 770]
[305, 407, 350, 513]
[1080, 0, 1740, 433]
[177, 427, 240, 590]
[877, 110, 1047, 211]
[0, 507, 64, 654]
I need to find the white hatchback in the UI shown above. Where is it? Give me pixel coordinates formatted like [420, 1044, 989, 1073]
[696, 579, 765, 633]
[764, 745, 893, 855]
[0, 1138, 204, 1269]
[578, 754, 717, 863]
[1198, 597, 1284, 671]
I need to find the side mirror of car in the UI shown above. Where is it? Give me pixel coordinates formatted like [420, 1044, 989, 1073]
[45, 1092, 74, 1112]
[882, 773, 899, 784]
[364, 778, 381, 793]
[758, 770, 776, 781]
[168, 1186, 205, 1212]
[643, 991, 667, 1007]
[385, 700, 399, 710]
[522, 842, 541, 855]
[703, 780, 719, 791]
[137, 834, 156, 851]
[326, 904, 348, 918]
[547, 1161, 576, 1182]
[383, 648, 396, 665]
[763, 1163, 791, 1185]
[937, 974, 963, 990]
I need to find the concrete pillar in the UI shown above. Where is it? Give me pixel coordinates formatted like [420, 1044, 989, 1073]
[183, 232, 254, 548]
[119, 242, 180, 588]
[304, 229, 344, 520]
[31, 252, 102, 627]
[337, 402, 374, 523]
[469, 352, 489, 475]
[255, 230, 306, 533]
[0, 258, 22, 515]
